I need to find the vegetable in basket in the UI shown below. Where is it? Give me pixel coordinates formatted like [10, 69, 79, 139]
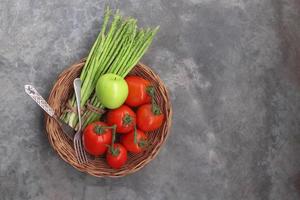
[125, 76, 152, 107]
[137, 104, 164, 131]
[107, 105, 136, 134]
[106, 143, 128, 169]
[121, 128, 148, 153]
[83, 121, 114, 156]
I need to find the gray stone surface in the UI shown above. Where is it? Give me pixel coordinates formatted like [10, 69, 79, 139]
[1, 0, 300, 199]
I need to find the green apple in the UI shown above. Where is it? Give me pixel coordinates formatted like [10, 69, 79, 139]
[96, 73, 128, 109]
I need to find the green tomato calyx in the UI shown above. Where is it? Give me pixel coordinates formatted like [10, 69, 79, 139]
[146, 85, 155, 98]
[123, 114, 133, 126]
[109, 145, 120, 157]
[138, 140, 148, 148]
[152, 103, 162, 115]
[94, 125, 105, 134]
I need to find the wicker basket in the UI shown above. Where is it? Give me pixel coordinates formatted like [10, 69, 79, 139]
[45, 59, 172, 177]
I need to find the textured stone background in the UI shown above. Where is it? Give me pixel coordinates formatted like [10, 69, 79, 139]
[1, 0, 300, 199]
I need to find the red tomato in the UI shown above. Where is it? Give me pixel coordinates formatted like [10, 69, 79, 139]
[137, 104, 164, 132]
[125, 76, 152, 107]
[107, 105, 136, 134]
[106, 143, 127, 169]
[83, 121, 112, 156]
[121, 129, 148, 153]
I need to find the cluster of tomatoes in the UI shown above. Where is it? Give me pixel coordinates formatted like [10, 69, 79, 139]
[82, 76, 164, 169]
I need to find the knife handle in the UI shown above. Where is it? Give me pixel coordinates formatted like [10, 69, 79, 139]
[24, 84, 55, 117]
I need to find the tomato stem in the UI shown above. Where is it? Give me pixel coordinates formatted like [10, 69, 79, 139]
[146, 85, 155, 97]
[123, 113, 133, 125]
[109, 125, 119, 156]
[151, 100, 162, 115]
[94, 125, 105, 134]
[94, 124, 116, 135]
[110, 145, 120, 156]
[138, 139, 148, 148]
[134, 125, 138, 144]
[146, 85, 162, 115]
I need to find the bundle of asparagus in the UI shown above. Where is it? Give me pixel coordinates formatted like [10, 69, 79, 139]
[61, 7, 159, 128]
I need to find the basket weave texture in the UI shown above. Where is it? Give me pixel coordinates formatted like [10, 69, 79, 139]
[45, 59, 172, 177]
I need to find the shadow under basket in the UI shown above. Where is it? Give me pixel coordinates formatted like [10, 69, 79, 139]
[45, 59, 173, 177]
